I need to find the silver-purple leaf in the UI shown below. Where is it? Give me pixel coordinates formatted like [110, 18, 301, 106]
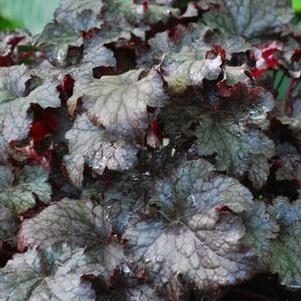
[64, 114, 137, 188]
[123, 159, 255, 292]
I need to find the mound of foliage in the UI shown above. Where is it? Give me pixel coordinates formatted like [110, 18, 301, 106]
[0, 0, 301, 300]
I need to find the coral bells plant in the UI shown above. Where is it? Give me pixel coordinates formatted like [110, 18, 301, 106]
[0, 0, 301, 300]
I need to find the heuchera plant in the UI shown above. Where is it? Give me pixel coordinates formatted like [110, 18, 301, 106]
[0, 0, 301, 300]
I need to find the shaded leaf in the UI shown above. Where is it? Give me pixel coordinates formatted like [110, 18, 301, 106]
[0, 165, 51, 215]
[0, 202, 17, 245]
[125, 284, 167, 301]
[202, 0, 293, 39]
[102, 173, 151, 235]
[267, 197, 301, 288]
[276, 143, 301, 181]
[279, 117, 301, 149]
[242, 201, 279, 270]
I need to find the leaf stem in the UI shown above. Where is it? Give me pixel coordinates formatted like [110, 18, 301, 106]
[284, 78, 298, 116]
[275, 72, 285, 92]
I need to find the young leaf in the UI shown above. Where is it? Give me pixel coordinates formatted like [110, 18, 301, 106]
[123, 159, 255, 292]
[161, 46, 222, 93]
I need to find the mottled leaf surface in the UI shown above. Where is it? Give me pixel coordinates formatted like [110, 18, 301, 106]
[267, 197, 301, 288]
[195, 85, 274, 184]
[101, 0, 179, 40]
[276, 143, 301, 181]
[64, 114, 137, 188]
[0, 244, 95, 301]
[203, 0, 293, 39]
[161, 46, 222, 93]
[54, 0, 104, 31]
[0, 202, 17, 245]
[0, 165, 51, 215]
[68, 69, 167, 137]
[242, 201, 279, 270]
[36, 21, 83, 67]
[18, 198, 125, 279]
[123, 159, 254, 292]
[0, 65, 60, 142]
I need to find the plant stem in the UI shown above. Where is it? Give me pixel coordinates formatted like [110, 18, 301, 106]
[284, 78, 298, 116]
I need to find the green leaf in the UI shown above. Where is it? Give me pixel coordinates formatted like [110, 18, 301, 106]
[0, 202, 17, 245]
[202, 0, 293, 39]
[0, 165, 51, 215]
[244, 197, 301, 288]
[0, 244, 96, 301]
[267, 197, 301, 288]
[242, 201, 279, 270]
[0, 0, 61, 34]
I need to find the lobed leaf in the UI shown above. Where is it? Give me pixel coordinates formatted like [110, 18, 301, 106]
[267, 197, 301, 288]
[64, 114, 137, 188]
[0, 244, 96, 301]
[202, 0, 293, 39]
[0, 202, 17, 246]
[68, 69, 167, 138]
[0, 165, 51, 215]
[242, 201, 279, 270]
[123, 159, 255, 292]
[161, 46, 222, 93]
[18, 198, 125, 280]
[0, 65, 60, 143]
